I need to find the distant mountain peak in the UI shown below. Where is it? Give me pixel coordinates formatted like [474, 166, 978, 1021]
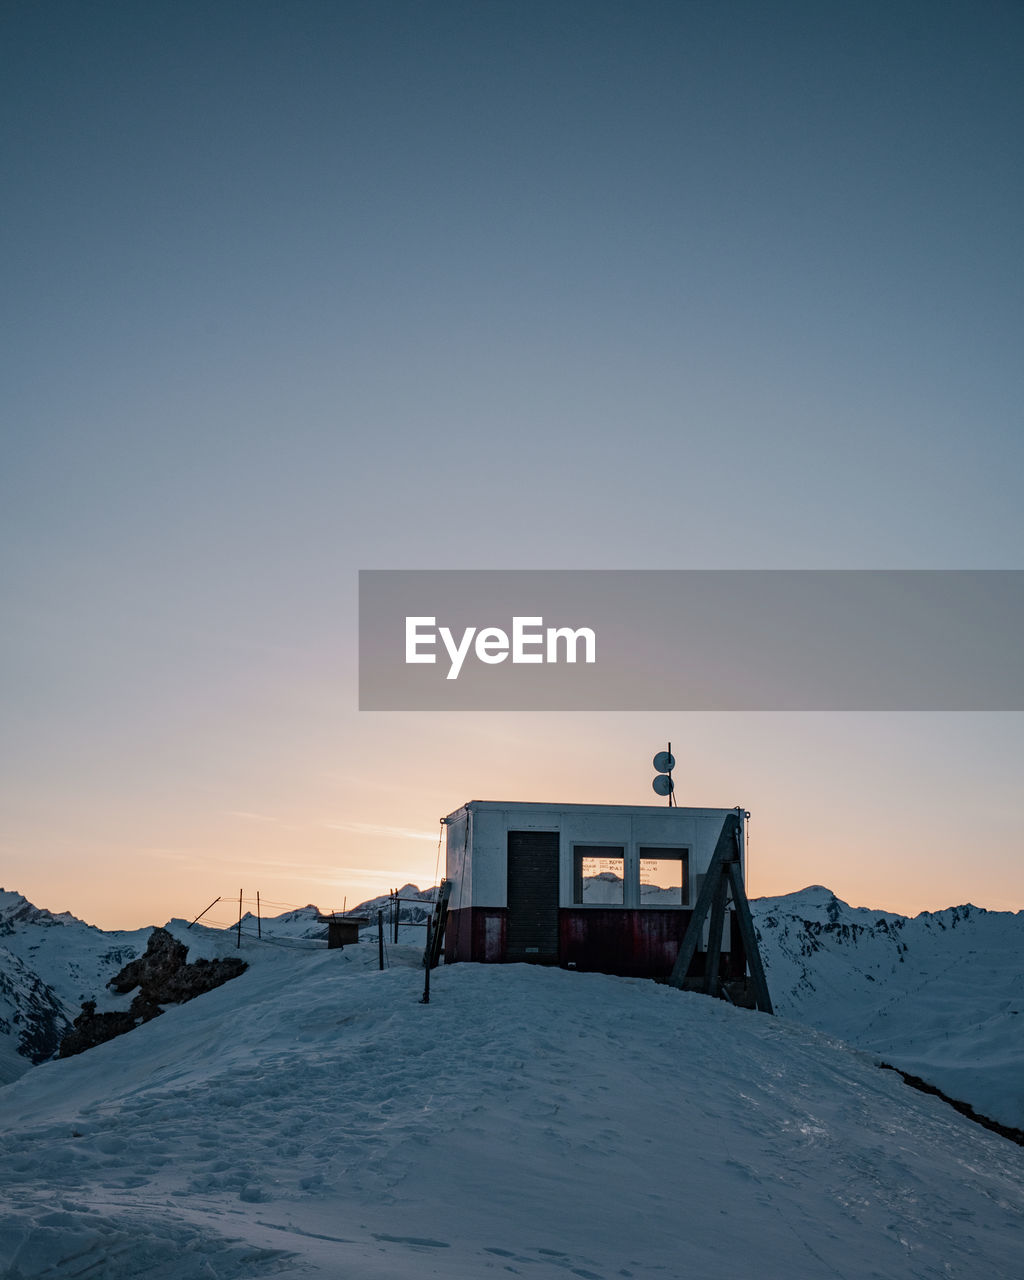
[0, 888, 88, 936]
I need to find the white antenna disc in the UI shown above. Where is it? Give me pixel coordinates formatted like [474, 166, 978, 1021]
[652, 774, 675, 796]
[653, 751, 675, 773]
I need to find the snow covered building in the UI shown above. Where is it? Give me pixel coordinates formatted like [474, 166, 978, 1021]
[442, 801, 749, 980]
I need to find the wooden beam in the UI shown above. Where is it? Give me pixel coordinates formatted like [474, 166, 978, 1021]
[703, 872, 730, 995]
[667, 811, 773, 1016]
[667, 812, 740, 989]
[725, 859, 774, 1015]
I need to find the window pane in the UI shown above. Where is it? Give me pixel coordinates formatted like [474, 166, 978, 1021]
[638, 847, 688, 906]
[573, 845, 624, 904]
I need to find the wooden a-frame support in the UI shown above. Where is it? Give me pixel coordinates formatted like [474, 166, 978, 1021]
[667, 811, 773, 1014]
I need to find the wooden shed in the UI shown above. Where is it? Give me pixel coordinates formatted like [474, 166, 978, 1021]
[442, 800, 749, 981]
[317, 914, 369, 949]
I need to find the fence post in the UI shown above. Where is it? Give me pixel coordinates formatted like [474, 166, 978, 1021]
[378, 909, 385, 970]
[420, 918, 431, 1003]
[236, 889, 243, 949]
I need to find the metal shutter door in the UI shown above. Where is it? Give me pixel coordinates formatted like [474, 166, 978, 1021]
[506, 830, 559, 962]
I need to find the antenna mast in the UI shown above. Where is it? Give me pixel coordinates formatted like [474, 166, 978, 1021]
[652, 744, 676, 806]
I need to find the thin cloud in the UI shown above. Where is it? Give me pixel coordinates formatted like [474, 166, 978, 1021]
[137, 848, 209, 863]
[325, 821, 440, 843]
[224, 811, 306, 832]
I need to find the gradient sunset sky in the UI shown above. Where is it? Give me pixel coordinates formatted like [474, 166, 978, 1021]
[3, 1, 1022, 929]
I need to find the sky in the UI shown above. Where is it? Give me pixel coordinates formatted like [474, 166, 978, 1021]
[2, 0, 1022, 929]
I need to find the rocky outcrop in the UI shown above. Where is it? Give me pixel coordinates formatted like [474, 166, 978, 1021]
[59, 928, 247, 1059]
[107, 927, 190, 997]
[58, 999, 148, 1058]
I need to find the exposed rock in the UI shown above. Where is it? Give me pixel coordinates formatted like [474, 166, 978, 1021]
[59, 928, 247, 1059]
[155, 954, 249, 1002]
[58, 999, 149, 1058]
[108, 927, 189, 996]
[109, 927, 247, 1004]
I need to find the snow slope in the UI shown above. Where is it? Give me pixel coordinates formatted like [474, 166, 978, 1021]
[753, 887, 1024, 1129]
[1, 924, 1023, 1279]
[3, 881, 1023, 1143]
[0, 886, 442, 1083]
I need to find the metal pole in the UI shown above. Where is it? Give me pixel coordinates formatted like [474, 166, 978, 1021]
[256, 890, 262, 939]
[420, 918, 431, 1003]
[188, 897, 220, 929]
[378, 909, 385, 970]
[236, 889, 243, 949]
[393, 889, 399, 944]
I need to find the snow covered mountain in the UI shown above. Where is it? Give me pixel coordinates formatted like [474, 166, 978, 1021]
[0, 946, 67, 1084]
[0, 890, 149, 1085]
[1, 923, 1022, 1278]
[753, 886, 1024, 1130]
[231, 883, 438, 942]
[343, 882, 438, 924]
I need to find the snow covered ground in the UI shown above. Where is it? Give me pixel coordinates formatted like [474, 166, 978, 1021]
[1, 921, 1023, 1278]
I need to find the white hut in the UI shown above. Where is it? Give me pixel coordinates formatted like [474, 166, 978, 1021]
[443, 800, 746, 978]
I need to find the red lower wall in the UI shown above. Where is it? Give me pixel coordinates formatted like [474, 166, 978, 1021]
[446, 907, 507, 965]
[560, 908, 688, 977]
[446, 907, 745, 980]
